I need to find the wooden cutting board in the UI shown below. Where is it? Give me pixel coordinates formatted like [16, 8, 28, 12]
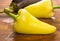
[0, 0, 60, 41]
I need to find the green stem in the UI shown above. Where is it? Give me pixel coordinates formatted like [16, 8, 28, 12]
[4, 8, 17, 20]
[53, 6, 60, 9]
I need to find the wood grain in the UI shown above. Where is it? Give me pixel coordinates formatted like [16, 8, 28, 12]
[0, 0, 60, 41]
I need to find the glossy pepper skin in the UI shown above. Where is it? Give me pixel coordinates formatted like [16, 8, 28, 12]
[24, 0, 53, 18]
[4, 8, 56, 34]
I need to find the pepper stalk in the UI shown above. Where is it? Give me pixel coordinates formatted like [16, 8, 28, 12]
[4, 8, 17, 20]
[53, 6, 60, 9]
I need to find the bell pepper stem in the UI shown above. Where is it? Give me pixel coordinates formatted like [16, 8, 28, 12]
[4, 8, 17, 20]
[53, 6, 60, 9]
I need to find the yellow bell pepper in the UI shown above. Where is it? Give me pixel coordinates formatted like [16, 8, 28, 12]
[4, 8, 56, 34]
[24, 0, 60, 18]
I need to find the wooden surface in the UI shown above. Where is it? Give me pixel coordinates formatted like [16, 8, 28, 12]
[0, 0, 60, 41]
[0, 0, 12, 12]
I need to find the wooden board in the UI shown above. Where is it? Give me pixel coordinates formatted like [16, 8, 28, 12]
[0, 0, 60, 41]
